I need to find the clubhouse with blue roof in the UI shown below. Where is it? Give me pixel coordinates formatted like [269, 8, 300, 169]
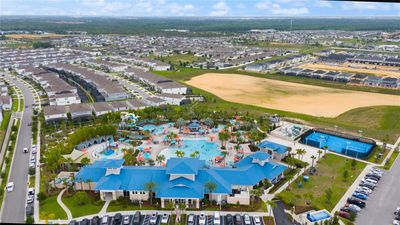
[75, 151, 287, 208]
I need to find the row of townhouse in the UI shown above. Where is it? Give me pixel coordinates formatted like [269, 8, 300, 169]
[319, 52, 400, 67]
[46, 63, 129, 102]
[0, 48, 89, 69]
[244, 54, 313, 72]
[111, 55, 171, 71]
[280, 67, 400, 88]
[43, 93, 185, 122]
[0, 79, 12, 111]
[124, 67, 187, 95]
[15, 65, 81, 106]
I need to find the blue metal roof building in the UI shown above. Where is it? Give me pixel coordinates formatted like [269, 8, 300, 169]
[75, 151, 286, 208]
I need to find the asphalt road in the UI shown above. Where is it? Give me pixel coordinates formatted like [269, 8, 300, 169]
[0, 74, 35, 223]
[356, 155, 400, 225]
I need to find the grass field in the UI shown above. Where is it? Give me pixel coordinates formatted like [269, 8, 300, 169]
[40, 196, 67, 220]
[151, 54, 205, 66]
[5, 33, 70, 39]
[276, 154, 366, 211]
[186, 73, 400, 117]
[62, 192, 104, 218]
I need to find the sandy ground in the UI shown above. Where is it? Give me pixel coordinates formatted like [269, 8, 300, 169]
[299, 63, 400, 78]
[186, 73, 400, 117]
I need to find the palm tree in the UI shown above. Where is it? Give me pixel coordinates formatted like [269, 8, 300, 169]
[218, 132, 229, 148]
[87, 178, 92, 190]
[204, 181, 217, 204]
[203, 117, 214, 128]
[175, 150, 185, 158]
[190, 150, 200, 158]
[175, 118, 186, 129]
[156, 154, 165, 165]
[299, 149, 307, 160]
[295, 149, 302, 160]
[317, 150, 323, 160]
[144, 181, 157, 205]
[310, 155, 316, 168]
[250, 188, 263, 206]
[287, 147, 292, 158]
[265, 200, 277, 216]
[323, 145, 329, 156]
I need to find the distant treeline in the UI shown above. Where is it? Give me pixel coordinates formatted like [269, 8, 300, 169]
[1, 16, 400, 34]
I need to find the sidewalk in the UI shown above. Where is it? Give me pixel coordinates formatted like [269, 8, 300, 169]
[57, 189, 72, 220]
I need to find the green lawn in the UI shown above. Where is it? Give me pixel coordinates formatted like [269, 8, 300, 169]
[62, 192, 104, 218]
[39, 195, 67, 220]
[11, 96, 19, 112]
[382, 150, 399, 170]
[107, 201, 157, 212]
[276, 153, 366, 211]
[150, 54, 205, 66]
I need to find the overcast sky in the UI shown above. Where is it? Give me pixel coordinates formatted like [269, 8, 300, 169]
[1, 0, 400, 17]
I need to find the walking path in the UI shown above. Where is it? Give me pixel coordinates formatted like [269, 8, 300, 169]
[57, 189, 72, 220]
[99, 200, 111, 215]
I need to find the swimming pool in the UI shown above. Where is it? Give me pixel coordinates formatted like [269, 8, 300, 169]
[159, 139, 222, 163]
[301, 131, 374, 158]
[141, 123, 173, 135]
[307, 210, 331, 222]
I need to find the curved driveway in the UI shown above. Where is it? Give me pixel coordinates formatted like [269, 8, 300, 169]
[0, 74, 35, 223]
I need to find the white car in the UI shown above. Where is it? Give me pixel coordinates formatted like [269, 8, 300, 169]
[30, 156, 36, 164]
[28, 187, 35, 196]
[161, 213, 169, 224]
[253, 216, 262, 225]
[23, 147, 29, 153]
[31, 145, 37, 154]
[363, 178, 378, 185]
[243, 214, 251, 225]
[123, 215, 130, 225]
[27, 195, 34, 204]
[213, 212, 221, 225]
[199, 213, 206, 225]
[6, 182, 14, 192]
[150, 213, 157, 224]
[357, 186, 372, 194]
[393, 220, 400, 225]
[348, 204, 361, 212]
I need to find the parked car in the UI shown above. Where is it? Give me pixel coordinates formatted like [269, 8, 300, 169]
[347, 198, 366, 208]
[69, 220, 78, 225]
[27, 195, 34, 204]
[80, 218, 90, 225]
[353, 192, 368, 200]
[365, 175, 379, 182]
[366, 173, 381, 180]
[360, 182, 375, 190]
[234, 214, 243, 225]
[132, 212, 141, 225]
[114, 213, 122, 225]
[31, 145, 37, 154]
[253, 216, 262, 225]
[214, 212, 221, 225]
[199, 213, 206, 225]
[357, 186, 372, 194]
[346, 204, 361, 212]
[123, 215, 130, 225]
[243, 214, 251, 225]
[355, 189, 369, 196]
[6, 182, 14, 192]
[338, 211, 350, 219]
[101, 216, 109, 225]
[393, 220, 400, 225]
[149, 213, 157, 225]
[226, 214, 234, 225]
[28, 187, 35, 196]
[91, 216, 100, 225]
[187, 214, 195, 225]
[363, 178, 378, 185]
[161, 213, 168, 224]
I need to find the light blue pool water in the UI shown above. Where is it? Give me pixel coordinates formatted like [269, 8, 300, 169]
[301, 131, 374, 158]
[159, 139, 222, 163]
[307, 211, 331, 222]
[102, 149, 114, 156]
[141, 123, 173, 135]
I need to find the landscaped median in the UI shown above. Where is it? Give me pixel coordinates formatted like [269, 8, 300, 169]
[275, 153, 366, 211]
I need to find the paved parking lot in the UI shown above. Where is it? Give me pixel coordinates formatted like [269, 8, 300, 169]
[356, 155, 400, 225]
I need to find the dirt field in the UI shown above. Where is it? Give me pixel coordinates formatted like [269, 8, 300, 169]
[186, 73, 400, 117]
[5, 34, 70, 39]
[299, 63, 400, 78]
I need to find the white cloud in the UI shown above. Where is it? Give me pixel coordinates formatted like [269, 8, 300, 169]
[210, 1, 230, 16]
[168, 3, 196, 16]
[316, 1, 332, 8]
[341, 2, 389, 10]
[270, 3, 309, 16]
[255, 0, 270, 10]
